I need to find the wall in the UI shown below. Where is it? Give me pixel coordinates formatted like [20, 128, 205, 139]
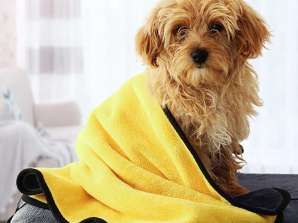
[0, 0, 16, 68]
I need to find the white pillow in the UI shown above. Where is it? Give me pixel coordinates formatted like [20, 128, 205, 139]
[0, 86, 22, 121]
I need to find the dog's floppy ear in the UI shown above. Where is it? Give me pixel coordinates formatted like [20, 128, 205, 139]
[136, 8, 164, 67]
[236, 2, 270, 58]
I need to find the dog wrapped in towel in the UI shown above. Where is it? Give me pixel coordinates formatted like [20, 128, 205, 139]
[16, 74, 290, 223]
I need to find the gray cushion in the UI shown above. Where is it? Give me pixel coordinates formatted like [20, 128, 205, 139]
[239, 174, 298, 223]
[9, 201, 56, 223]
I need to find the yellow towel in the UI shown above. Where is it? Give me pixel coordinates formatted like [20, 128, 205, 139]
[17, 73, 289, 223]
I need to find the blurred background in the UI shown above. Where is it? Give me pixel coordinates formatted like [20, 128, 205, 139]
[0, 0, 297, 219]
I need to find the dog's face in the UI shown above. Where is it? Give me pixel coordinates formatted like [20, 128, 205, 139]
[136, 0, 269, 87]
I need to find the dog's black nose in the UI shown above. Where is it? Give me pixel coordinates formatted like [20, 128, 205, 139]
[191, 48, 209, 65]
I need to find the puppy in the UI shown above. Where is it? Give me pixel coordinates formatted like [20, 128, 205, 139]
[136, 0, 269, 197]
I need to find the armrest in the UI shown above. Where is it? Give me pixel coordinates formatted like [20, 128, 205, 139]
[34, 101, 82, 127]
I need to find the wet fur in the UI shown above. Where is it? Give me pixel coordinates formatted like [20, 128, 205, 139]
[136, 0, 269, 196]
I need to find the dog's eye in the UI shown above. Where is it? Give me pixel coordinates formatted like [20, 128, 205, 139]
[174, 25, 189, 41]
[208, 23, 224, 33]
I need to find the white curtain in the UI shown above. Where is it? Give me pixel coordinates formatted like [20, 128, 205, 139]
[17, 0, 298, 174]
[79, 0, 158, 117]
[16, 0, 83, 103]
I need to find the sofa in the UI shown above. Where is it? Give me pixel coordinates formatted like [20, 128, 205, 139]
[0, 68, 82, 221]
[0, 68, 81, 128]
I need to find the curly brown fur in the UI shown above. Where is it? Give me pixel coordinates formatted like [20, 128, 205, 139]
[136, 0, 270, 196]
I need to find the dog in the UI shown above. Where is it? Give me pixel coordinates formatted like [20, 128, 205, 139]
[136, 0, 270, 197]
